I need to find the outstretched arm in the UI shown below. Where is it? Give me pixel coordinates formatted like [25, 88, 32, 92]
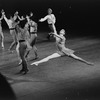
[51, 25, 63, 40]
[0, 10, 4, 20]
[0, 15, 3, 20]
[53, 32, 63, 40]
[39, 15, 48, 22]
[1, 11, 9, 22]
[18, 16, 25, 21]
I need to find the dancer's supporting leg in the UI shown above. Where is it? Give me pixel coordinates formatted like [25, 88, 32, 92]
[0, 30, 4, 49]
[25, 33, 38, 59]
[8, 29, 18, 52]
[16, 42, 22, 65]
[33, 45, 38, 59]
[16, 40, 29, 74]
[31, 53, 61, 66]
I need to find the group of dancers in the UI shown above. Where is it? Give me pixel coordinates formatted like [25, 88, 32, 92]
[0, 8, 93, 74]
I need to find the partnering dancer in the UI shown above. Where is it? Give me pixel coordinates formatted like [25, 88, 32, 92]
[13, 11, 25, 23]
[16, 23, 31, 74]
[2, 10, 24, 52]
[31, 27, 93, 66]
[25, 14, 38, 60]
[39, 8, 56, 40]
[0, 10, 4, 49]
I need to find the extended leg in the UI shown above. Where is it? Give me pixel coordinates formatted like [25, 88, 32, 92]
[70, 54, 94, 65]
[16, 42, 22, 65]
[31, 53, 61, 66]
[33, 45, 38, 59]
[9, 30, 17, 51]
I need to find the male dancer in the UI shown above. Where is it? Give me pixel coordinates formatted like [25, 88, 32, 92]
[39, 8, 56, 40]
[0, 10, 4, 49]
[16, 23, 30, 74]
[25, 14, 38, 60]
[2, 11, 18, 52]
[13, 11, 25, 22]
[2, 11, 24, 52]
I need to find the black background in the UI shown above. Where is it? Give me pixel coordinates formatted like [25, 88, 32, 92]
[0, 0, 100, 36]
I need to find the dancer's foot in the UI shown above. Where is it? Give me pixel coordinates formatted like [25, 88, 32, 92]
[34, 56, 39, 60]
[2, 46, 4, 50]
[23, 69, 29, 75]
[1, 43, 4, 49]
[8, 49, 13, 53]
[86, 62, 94, 66]
[31, 62, 38, 66]
[19, 69, 24, 73]
[18, 60, 22, 65]
[19, 69, 29, 74]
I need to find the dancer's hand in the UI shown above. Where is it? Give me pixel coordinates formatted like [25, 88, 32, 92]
[1, 10, 5, 15]
[49, 32, 54, 36]
[15, 11, 18, 15]
[30, 12, 33, 17]
[39, 19, 41, 22]
[21, 16, 24, 19]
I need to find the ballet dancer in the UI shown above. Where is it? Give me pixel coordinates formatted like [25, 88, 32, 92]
[13, 11, 25, 21]
[31, 27, 93, 66]
[25, 14, 38, 60]
[2, 10, 18, 52]
[39, 8, 56, 40]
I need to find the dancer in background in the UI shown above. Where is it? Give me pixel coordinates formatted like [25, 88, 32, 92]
[31, 27, 93, 66]
[2, 10, 18, 52]
[25, 13, 38, 60]
[13, 11, 25, 23]
[0, 10, 4, 49]
[39, 8, 56, 40]
[2, 10, 24, 52]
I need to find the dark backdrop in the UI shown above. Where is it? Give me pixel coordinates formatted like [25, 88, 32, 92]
[0, 0, 100, 36]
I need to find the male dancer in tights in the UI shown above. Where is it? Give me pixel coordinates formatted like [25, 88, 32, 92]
[39, 8, 56, 40]
[25, 14, 38, 60]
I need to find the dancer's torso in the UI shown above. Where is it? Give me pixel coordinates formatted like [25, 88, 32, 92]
[56, 35, 66, 51]
[47, 14, 55, 24]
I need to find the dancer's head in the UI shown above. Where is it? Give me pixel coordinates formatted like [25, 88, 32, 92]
[13, 11, 18, 20]
[26, 15, 30, 22]
[59, 29, 65, 35]
[14, 11, 18, 16]
[48, 8, 52, 15]
[10, 16, 14, 21]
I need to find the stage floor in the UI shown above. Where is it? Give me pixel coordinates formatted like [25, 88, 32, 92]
[0, 31, 100, 100]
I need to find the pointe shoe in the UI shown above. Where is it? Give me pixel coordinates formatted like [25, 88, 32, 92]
[31, 62, 38, 66]
[35, 63, 38, 66]
[87, 62, 94, 66]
